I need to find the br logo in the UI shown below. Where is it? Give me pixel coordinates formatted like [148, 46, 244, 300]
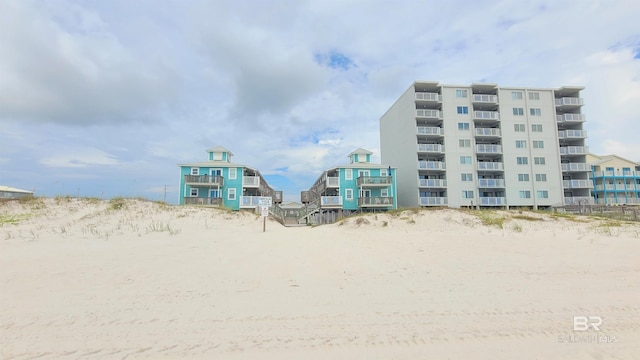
[573, 316, 602, 331]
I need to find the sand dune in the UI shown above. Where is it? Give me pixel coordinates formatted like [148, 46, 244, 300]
[1, 198, 639, 359]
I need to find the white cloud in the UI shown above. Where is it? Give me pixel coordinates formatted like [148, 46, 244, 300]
[40, 149, 119, 168]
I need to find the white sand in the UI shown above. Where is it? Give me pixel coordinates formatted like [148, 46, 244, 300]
[1, 198, 639, 359]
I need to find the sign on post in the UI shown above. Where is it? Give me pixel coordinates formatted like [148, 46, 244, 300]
[258, 197, 272, 232]
[258, 197, 272, 207]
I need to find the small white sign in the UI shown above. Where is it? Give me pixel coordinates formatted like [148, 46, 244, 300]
[258, 197, 272, 206]
[260, 206, 269, 217]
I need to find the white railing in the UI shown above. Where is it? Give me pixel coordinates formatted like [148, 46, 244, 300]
[561, 163, 589, 172]
[478, 179, 506, 188]
[417, 126, 444, 136]
[477, 162, 504, 170]
[560, 146, 589, 155]
[418, 179, 447, 187]
[476, 144, 502, 153]
[479, 197, 506, 206]
[419, 197, 448, 206]
[474, 111, 500, 120]
[563, 180, 593, 188]
[243, 176, 260, 187]
[558, 130, 587, 139]
[564, 196, 595, 205]
[418, 161, 446, 170]
[184, 175, 224, 186]
[326, 177, 339, 187]
[475, 128, 501, 137]
[184, 197, 222, 206]
[556, 113, 586, 122]
[418, 144, 445, 153]
[320, 196, 342, 206]
[596, 185, 618, 191]
[555, 97, 583, 106]
[415, 92, 441, 101]
[416, 109, 442, 119]
[240, 196, 261, 208]
[473, 94, 498, 103]
[358, 197, 394, 207]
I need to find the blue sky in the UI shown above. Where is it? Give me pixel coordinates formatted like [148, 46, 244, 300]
[1, 0, 639, 203]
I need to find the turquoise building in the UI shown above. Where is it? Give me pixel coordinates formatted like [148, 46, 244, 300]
[588, 153, 640, 205]
[177, 146, 281, 210]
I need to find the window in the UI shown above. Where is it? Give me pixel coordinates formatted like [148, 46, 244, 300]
[461, 173, 473, 181]
[535, 174, 547, 182]
[190, 188, 198, 197]
[456, 89, 468, 98]
[229, 168, 237, 179]
[533, 141, 544, 149]
[519, 191, 531, 199]
[529, 92, 540, 100]
[623, 167, 631, 175]
[537, 190, 549, 199]
[190, 168, 199, 175]
[534, 157, 546, 165]
[457, 106, 469, 114]
[517, 157, 528, 165]
[380, 168, 388, 176]
[227, 188, 236, 200]
[345, 188, 353, 200]
[458, 122, 470, 130]
[381, 189, 389, 197]
[518, 174, 530, 181]
[460, 156, 472, 165]
[345, 169, 353, 180]
[531, 124, 543, 132]
[462, 191, 474, 199]
[516, 140, 527, 149]
[530, 108, 541, 116]
[514, 124, 525, 132]
[513, 108, 524, 116]
[459, 139, 471, 148]
[512, 91, 523, 100]
[605, 167, 614, 173]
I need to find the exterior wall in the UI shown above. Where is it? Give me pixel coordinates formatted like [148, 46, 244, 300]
[590, 156, 640, 205]
[340, 168, 358, 210]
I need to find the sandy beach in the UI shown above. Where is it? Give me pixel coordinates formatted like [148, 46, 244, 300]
[1, 198, 639, 359]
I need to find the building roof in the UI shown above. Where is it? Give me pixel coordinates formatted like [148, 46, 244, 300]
[348, 148, 373, 156]
[205, 146, 234, 156]
[588, 153, 640, 166]
[0, 186, 33, 194]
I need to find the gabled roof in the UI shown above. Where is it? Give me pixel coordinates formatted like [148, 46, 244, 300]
[589, 154, 640, 166]
[348, 148, 373, 156]
[206, 146, 234, 156]
[0, 186, 33, 194]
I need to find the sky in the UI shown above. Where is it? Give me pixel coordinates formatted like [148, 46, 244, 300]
[1, 0, 639, 204]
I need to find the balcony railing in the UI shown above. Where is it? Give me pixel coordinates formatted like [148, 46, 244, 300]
[357, 176, 393, 187]
[561, 163, 589, 172]
[327, 177, 339, 187]
[474, 111, 500, 120]
[478, 179, 506, 188]
[416, 109, 442, 119]
[321, 196, 343, 207]
[417, 126, 444, 136]
[418, 144, 445, 153]
[418, 179, 447, 187]
[472, 94, 498, 103]
[415, 92, 441, 102]
[475, 128, 501, 137]
[563, 180, 593, 188]
[418, 161, 446, 170]
[559, 146, 589, 155]
[476, 144, 502, 153]
[556, 114, 586, 123]
[477, 162, 504, 171]
[564, 196, 594, 205]
[243, 176, 261, 187]
[596, 184, 619, 191]
[479, 197, 506, 206]
[558, 130, 587, 139]
[555, 97, 583, 106]
[419, 197, 448, 206]
[184, 197, 222, 206]
[358, 197, 394, 207]
[240, 196, 261, 208]
[184, 175, 224, 186]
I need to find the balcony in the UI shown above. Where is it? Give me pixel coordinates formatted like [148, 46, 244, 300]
[416, 109, 442, 119]
[479, 197, 506, 206]
[418, 179, 447, 188]
[564, 196, 594, 205]
[561, 163, 590, 172]
[240, 196, 261, 208]
[472, 94, 498, 104]
[475, 128, 501, 137]
[417, 126, 444, 136]
[476, 144, 502, 154]
[243, 176, 261, 187]
[327, 177, 339, 187]
[184, 175, 224, 187]
[474, 111, 500, 121]
[556, 114, 586, 123]
[184, 197, 222, 206]
[415, 92, 441, 102]
[418, 161, 446, 170]
[563, 180, 593, 189]
[558, 130, 587, 139]
[357, 176, 393, 187]
[559, 146, 589, 155]
[418, 143, 445, 153]
[321, 196, 343, 207]
[595, 184, 618, 191]
[477, 162, 504, 171]
[555, 97, 583, 107]
[419, 197, 448, 206]
[358, 197, 394, 207]
[478, 179, 506, 188]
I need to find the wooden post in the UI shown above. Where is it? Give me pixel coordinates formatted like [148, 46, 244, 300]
[263, 216, 266, 232]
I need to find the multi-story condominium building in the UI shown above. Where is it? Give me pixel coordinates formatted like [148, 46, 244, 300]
[299, 148, 397, 222]
[380, 81, 592, 209]
[587, 154, 640, 205]
[177, 146, 281, 210]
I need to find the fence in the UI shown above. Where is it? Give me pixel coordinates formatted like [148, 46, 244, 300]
[556, 205, 640, 222]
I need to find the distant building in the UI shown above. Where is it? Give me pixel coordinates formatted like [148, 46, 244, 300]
[587, 154, 640, 205]
[177, 146, 281, 210]
[0, 186, 34, 200]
